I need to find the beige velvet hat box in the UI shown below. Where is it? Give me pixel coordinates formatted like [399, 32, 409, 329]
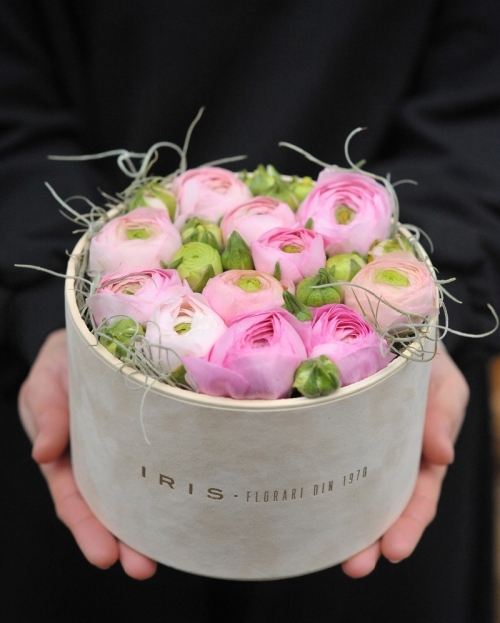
[65, 232, 433, 581]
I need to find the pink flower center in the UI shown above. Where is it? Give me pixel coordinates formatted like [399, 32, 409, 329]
[280, 244, 302, 253]
[236, 276, 262, 292]
[335, 204, 356, 225]
[374, 269, 410, 287]
[125, 225, 153, 240]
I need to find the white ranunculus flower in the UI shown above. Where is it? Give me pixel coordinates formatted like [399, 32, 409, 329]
[145, 292, 227, 373]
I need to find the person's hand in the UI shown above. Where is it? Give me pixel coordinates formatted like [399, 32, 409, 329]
[18, 328, 157, 580]
[341, 342, 469, 578]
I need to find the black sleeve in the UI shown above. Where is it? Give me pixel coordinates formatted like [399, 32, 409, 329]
[370, 0, 500, 357]
[0, 0, 112, 364]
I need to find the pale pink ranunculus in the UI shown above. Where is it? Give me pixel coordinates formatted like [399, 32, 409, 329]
[202, 269, 286, 324]
[306, 304, 395, 386]
[220, 196, 297, 246]
[183, 309, 307, 400]
[86, 269, 189, 327]
[172, 166, 252, 225]
[343, 251, 438, 332]
[145, 292, 227, 373]
[251, 226, 326, 284]
[88, 207, 182, 277]
[297, 169, 393, 256]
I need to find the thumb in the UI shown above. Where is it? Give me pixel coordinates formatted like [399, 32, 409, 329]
[421, 344, 469, 466]
[18, 329, 70, 463]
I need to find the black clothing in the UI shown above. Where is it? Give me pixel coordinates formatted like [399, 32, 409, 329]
[1, 1, 499, 621]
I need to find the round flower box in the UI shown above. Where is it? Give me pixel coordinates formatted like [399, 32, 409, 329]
[65, 230, 434, 580]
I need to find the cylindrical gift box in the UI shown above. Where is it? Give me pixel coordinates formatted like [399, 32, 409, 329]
[66, 233, 433, 581]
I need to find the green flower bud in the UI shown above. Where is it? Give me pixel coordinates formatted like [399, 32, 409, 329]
[169, 364, 188, 388]
[288, 175, 314, 204]
[296, 268, 342, 307]
[244, 165, 314, 211]
[98, 318, 144, 360]
[367, 234, 414, 262]
[193, 264, 216, 293]
[246, 164, 276, 196]
[221, 230, 254, 270]
[170, 242, 222, 292]
[269, 186, 300, 211]
[293, 355, 341, 398]
[282, 290, 313, 322]
[326, 252, 366, 282]
[181, 217, 223, 252]
[128, 178, 177, 221]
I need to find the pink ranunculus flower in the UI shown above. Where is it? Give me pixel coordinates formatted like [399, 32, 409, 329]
[297, 169, 393, 256]
[220, 196, 297, 246]
[88, 207, 182, 277]
[183, 309, 307, 400]
[306, 304, 395, 386]
[172, 166, 252, 225]
[145, 292, 227, 374]
[86, 269, 189, 327]
[251, 226, 326, 284]
[202, 269, 286, 324]
[343, 251, 438, 332]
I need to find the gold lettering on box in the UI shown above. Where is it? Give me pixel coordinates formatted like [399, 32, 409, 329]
[342, 467, 368, 486]
[207, 488, 224, 500]
[141, 465, 369, 502]
[159, 474, 175, 489]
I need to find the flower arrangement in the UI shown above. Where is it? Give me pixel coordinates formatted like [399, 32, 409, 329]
[51, 120, 454, 403]
[25, 116, 496, 580]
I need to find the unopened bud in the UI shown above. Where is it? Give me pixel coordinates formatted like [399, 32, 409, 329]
[293, 355, 341, 398]
[169, 364, 189, 388]
[296, 268, 342, 307]
[246, 164, 276, 196]
[288, 175, 314, 204]
[181, 217, 223, 252]
[221, 230, 254, 270]
[128, 178, 176, 221]
[98, 318, 144, 359]
[326, 252, 366, 282]
[368, 235, 414, 262]
[244, 165, 314, 211]
[282, 290, 313, 322]
[170, 242, 222, 291]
